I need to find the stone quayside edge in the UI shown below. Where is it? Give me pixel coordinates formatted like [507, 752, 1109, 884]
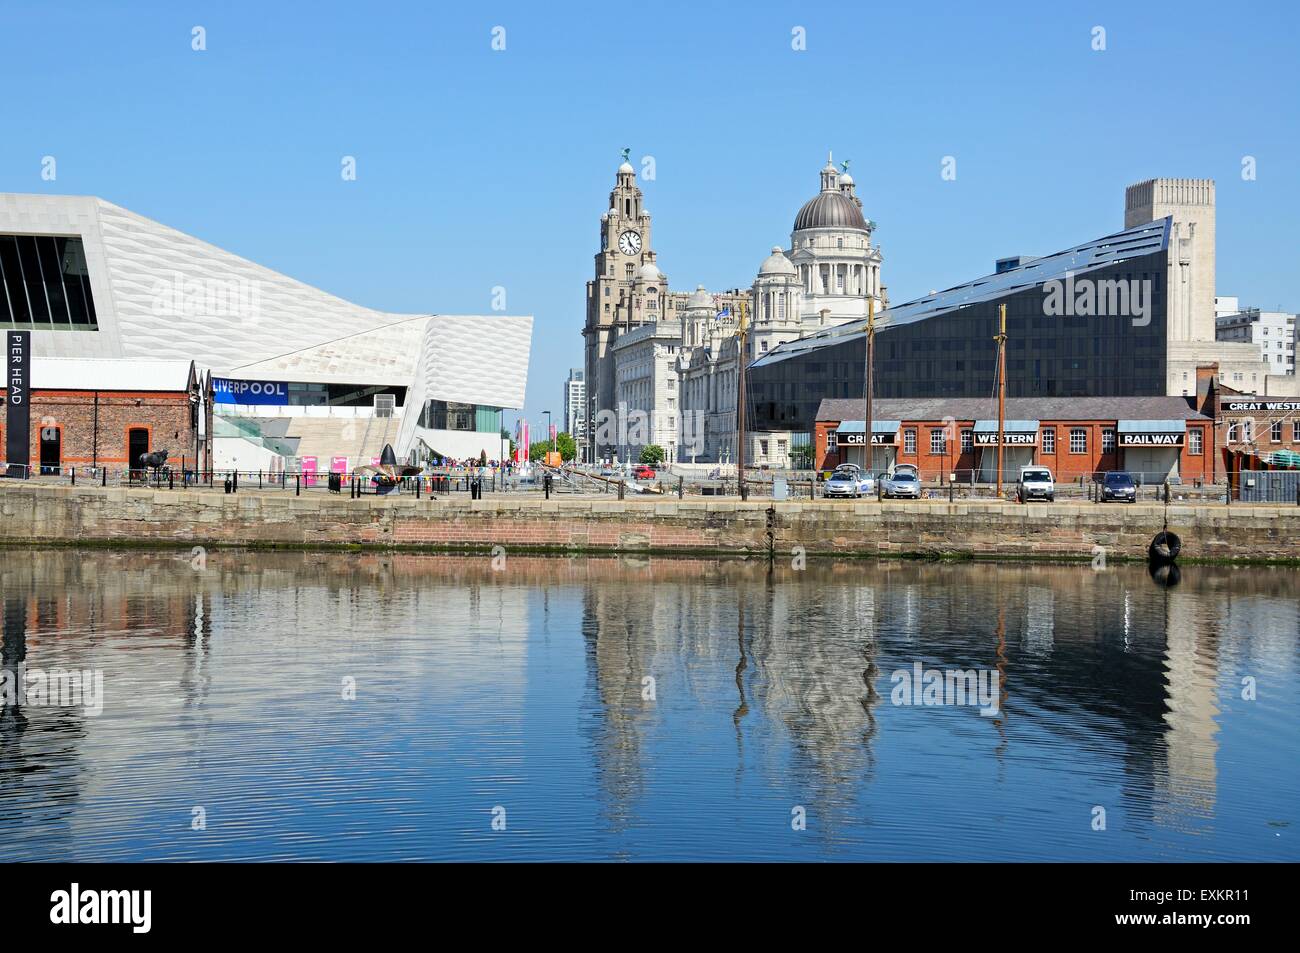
[2, 484, 1298, 562]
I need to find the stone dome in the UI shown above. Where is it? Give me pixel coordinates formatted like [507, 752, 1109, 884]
[687, 285, 712, 311]
[618, 161, 635, 174]
[759, 246, 796, 276]
[794, 190, 867, 231]
[638, 262, 662, 282]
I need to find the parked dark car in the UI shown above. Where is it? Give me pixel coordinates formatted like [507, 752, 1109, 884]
[1100, 471, 1137, 503]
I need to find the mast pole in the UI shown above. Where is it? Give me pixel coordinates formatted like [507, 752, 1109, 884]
[737, 300, 748, 501]
[864, 298, 875, 477]
[996, 303, 1007, 498]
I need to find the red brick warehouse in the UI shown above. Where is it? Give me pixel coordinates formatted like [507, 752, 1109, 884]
[0, 357, 209, 474]
[814, 395, 1215, 485]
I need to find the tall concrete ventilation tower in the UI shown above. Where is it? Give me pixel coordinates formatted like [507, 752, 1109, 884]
[1124, 178, 1216, 343]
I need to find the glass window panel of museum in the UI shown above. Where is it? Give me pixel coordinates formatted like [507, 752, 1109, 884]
[285, 383, 407, 407]
[0, 234, 98, 329]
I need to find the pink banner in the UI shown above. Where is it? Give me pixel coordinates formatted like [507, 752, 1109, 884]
[302, 456, 317, 487]
[330, 456, 348, 475]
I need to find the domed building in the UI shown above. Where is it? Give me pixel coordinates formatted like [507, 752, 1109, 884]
[787, 153, 886, 324]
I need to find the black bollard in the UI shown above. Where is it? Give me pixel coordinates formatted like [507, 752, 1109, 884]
[618, 479, 625, 500]
[678, 476, 684, 499]
[296, 474, 300, 497]
[168, 470, 173, 490]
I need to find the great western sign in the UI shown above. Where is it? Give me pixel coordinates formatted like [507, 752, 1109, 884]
[1224, 400, 1300, 412]
[1118, 432, 1185, 447]
[212, 377, 289, 405]
[836, 431, 895, 446]
[6, 331, 30, 477]
[972, 431, 1037, 447]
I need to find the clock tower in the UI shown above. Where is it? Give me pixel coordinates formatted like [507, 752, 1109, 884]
[583, 153, 665, 461]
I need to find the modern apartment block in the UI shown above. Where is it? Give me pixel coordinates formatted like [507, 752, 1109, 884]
[1216, 307, 1297, 376]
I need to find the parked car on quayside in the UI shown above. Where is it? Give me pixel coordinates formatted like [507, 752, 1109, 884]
[1100, 470, 1137, 503]
[823, 464, 875, 498]
[634, 464, 656, 480]
[881, 468, 922, 499]
[1016, 465, 1055, 503]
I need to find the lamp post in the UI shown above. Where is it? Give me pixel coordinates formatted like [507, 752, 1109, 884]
[543, 410, 553, 456]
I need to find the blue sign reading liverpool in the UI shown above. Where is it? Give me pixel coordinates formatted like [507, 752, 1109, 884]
[212, 377, 289, 405]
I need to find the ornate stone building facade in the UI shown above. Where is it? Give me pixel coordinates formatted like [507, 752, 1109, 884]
[582, 154, 886, 465]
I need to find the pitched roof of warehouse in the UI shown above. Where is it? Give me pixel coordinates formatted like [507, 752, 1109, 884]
[32, 357, 197, 392]
[816, 395, 1210, 422]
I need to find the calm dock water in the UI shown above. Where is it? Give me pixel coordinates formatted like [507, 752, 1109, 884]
[1, 549, 1295, 861]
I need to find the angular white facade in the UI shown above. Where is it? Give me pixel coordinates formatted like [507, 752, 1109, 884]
[1, 193, 532, 461]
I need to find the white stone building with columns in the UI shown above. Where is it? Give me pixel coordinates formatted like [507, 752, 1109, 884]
[583, 153, 887, 465]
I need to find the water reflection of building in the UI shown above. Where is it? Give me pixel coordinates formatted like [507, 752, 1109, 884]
[573, 557, 1280, 843]
[3, 549, 1294, 859]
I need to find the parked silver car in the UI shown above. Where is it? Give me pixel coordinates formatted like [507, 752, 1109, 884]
[881, 469, 922, 499]
[823, 464, 875, 498]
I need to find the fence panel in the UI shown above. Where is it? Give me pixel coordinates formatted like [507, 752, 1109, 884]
[1239, 469, 1300, 503]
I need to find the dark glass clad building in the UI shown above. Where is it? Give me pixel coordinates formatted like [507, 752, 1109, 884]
[748, 218, 1171, 434]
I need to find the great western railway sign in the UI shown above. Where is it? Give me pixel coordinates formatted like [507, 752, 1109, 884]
[6, 330, 30, 477]
[836, 432, 896, 446]
[1118, 432, 1185, 447]
[1224, 400, 1300, 412]
[972, 431, 1037, 447]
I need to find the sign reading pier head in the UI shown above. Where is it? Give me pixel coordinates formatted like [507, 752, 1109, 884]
[212, 377, 289, 405]
[6, 331, 30, 477]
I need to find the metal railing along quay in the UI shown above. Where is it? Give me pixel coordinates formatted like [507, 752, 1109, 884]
[0, 463, 536, 498]
[4, 461, 1297, 506]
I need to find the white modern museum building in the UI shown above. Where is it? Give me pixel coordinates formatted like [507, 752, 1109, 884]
[0, 193, 532, 473]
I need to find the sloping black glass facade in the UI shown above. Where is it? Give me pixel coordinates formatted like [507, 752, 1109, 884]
[749, 250, 1169, 434]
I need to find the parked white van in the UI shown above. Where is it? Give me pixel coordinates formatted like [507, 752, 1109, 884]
[1016, 466, 1055, 503]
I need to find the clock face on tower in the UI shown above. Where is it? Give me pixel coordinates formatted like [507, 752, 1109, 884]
[618, 230, 642, 256]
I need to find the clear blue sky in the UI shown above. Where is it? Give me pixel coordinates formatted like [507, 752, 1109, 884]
[3, 0, 1297, 429]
